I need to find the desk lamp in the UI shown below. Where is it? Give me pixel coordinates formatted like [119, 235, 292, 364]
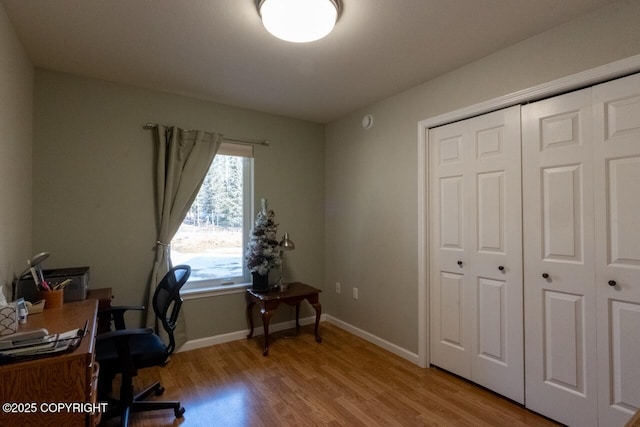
[278, 233, 295, 290]
[13, 252, 50, 300]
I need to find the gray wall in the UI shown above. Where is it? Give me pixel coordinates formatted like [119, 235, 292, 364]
[324, 0, 640, 353]
[0, 4, 32, 300]
[6, 0, 640, 355]
[32, 70, 325, 339]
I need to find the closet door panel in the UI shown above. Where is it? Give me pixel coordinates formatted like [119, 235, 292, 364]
[605, 156, 640, 266]
[541, 164, 583, 262]
[429, 122, 471, 379]
[477, 171, 505, 253]
[477, 277, 506, 361]
[468, 106, 524, 404]
[543, 291, 586, 393]
[440, 176, 464, 249]
[429, 105, 523, 404]
[593, 73, 640, 427]
[609, 301, 640, 409]
[439, 272, 465, 347]
[522, 88, 597, 427]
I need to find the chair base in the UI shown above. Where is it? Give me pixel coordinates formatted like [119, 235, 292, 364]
[101, 380, 185, 427]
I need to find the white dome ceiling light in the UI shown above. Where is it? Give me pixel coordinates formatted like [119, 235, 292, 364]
[256, 0, 342, 43]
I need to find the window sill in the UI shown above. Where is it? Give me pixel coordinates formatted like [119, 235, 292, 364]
[180, 282, 250, 300]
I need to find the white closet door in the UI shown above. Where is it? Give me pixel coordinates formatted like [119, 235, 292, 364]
[430, 119, 472, 379]
[467, 106, 523, 404]
[593, 73, 640, 427]
[430, 106, 523, 403]
[522, 89, 598, 427]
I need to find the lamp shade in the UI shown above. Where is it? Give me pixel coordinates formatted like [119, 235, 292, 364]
[258, 0, 341, 43]
[279, 232, 295, 250]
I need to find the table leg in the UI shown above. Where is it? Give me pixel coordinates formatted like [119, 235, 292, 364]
[295, 303, 301, 333]
[246, 301, 256, 339]
[261, 308, 273, 356]
[311, 301, 322, 343]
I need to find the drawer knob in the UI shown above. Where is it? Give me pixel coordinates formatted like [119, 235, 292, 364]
[608, 280, 617, 287]
[542, 273, 549, 279]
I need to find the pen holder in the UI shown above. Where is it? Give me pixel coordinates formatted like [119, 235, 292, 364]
[38, 289, 64, 309]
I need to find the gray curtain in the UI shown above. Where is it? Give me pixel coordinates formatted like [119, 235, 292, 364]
[146, 125, 222, 350]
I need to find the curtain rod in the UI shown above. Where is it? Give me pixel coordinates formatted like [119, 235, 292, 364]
[143, 123, 269, 146]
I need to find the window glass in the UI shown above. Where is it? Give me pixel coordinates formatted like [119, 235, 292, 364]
[172, 143, 253, 289]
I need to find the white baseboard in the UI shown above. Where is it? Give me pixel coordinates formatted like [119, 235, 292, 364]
[177, 313, 328, 353]
[324, 315, 422, 366]
[179, 314, 423, 368]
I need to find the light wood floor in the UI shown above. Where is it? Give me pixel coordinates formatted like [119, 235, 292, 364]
[99, 323, 560, 427]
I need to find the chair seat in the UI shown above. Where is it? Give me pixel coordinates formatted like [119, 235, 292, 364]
[97, 332, 169, 372]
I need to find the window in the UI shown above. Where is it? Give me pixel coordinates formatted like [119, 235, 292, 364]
[171, 143, 253, 292]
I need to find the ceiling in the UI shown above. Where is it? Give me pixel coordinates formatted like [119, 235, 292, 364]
[1, 0, 617, 123]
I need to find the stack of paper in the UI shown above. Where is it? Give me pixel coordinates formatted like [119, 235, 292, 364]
[0, 327, 84, 363]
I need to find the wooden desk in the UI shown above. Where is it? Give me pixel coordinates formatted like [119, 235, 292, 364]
[246, 282, 322, 356]
[0, 299, 99, 427]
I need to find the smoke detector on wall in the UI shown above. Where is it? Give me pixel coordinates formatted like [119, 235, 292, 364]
[362, 114, 374, 130]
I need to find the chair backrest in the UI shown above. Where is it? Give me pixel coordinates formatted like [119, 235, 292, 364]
[152, 265, 191, 354]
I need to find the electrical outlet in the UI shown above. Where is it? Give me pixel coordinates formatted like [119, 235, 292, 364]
[353, 287, 358, 300]
[335, 282, 341, 293]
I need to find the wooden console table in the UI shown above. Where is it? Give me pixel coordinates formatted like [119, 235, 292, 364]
[246, 282, 322, 356]
[0, 299, 99, 427]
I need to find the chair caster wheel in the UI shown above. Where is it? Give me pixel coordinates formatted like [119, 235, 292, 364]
[175, 406, 185, 418]
[155, 385, 165, 396]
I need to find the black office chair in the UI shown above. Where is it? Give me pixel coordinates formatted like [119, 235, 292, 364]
[96, 265, 191, 427]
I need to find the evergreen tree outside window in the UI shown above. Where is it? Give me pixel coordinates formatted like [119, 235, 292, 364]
[171, 142, 253, 290]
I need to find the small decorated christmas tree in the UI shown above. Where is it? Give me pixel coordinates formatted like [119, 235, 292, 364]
[245, 199, 281, 277]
